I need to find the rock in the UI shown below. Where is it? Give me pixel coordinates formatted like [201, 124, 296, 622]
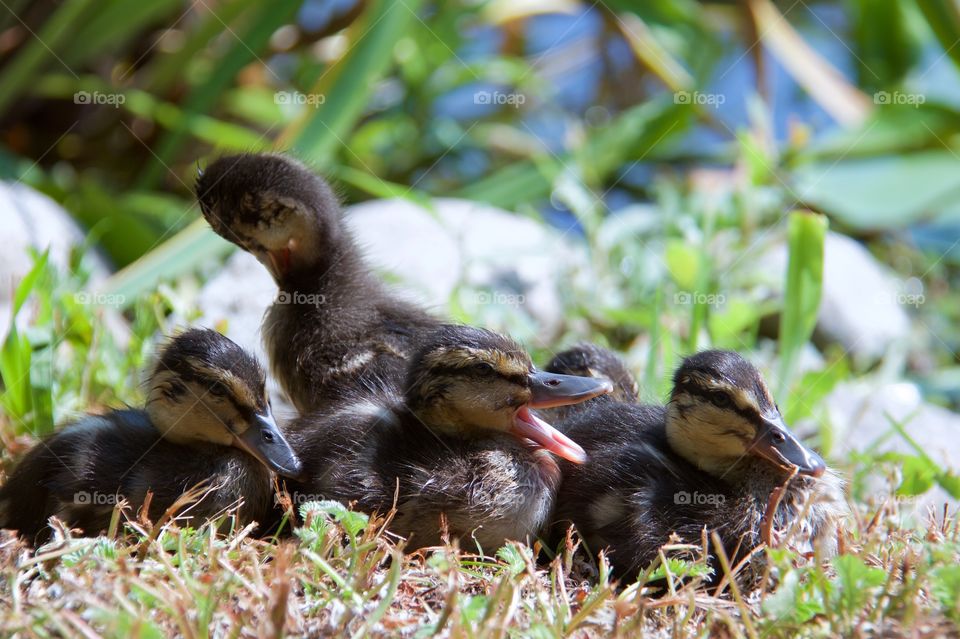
[758, 231, 911, 364]
[0, 181, 112, 333]
[826, 379, 960, 510]
[346, 197, 588, 341]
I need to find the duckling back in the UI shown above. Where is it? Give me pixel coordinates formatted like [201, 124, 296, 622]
[283, 403, 561, 550]
[0, 410, 274, 545]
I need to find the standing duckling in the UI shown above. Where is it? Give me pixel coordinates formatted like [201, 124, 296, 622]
[283, 325, 613, 551]
[0, 329, 302, 544]
[195, 153, 440, 414]
[548, 347, 846, 583]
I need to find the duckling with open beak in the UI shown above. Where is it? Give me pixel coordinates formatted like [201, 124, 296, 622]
[281, 324, 611, 550]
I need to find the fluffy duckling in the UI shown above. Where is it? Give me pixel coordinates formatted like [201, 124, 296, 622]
[548, 347, 846, 583]
[538, 342, 639, 424]
[0, 329, 302, 544]
[282, 325, 613, 551]
[195, 153, 440, 414]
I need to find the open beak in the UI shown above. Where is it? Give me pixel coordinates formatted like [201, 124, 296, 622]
[512, 407, 587, 464]
[750, 413, 825, 477]
[507, 371, 612, 465]
[527, 370, 613, 409]
[233, 412, 303, 478]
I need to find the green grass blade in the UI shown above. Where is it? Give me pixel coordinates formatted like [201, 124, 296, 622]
[777, 210, 827, 396]
[99, 219, 233, 308]
[59, 0, 183, 67]
[285, 0, 427, 164]
[137, 0, 303, 188]
[916, 0, 960, 73]
[0, 0, 96, 114]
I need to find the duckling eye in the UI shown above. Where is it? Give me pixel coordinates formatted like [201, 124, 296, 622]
[709, 391, 730, 408]
[208, 383, 229, 398]
[473, 361, 495, 375]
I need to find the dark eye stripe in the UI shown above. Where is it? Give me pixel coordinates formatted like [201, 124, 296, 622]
[676, 381, 765, 425]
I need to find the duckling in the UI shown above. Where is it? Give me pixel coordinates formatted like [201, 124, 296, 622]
[281, 324, 613, 551]
[195, 153, 440, 414]
[0, 329, 302, 544]
[539, 342, 639, 424]
[549, 348, 846, 583]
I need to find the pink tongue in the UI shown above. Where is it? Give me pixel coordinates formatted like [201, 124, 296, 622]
[511, 407, 587, 464]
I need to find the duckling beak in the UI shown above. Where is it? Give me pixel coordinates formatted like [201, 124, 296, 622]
[512, 406, 587, 464]
[233, 413, 303, 479]
[751, 414, 826, 477]
[264, 246, 293, 281]
[526, 371, 614, 409]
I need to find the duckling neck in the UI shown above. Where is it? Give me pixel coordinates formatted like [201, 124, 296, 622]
[281, 233, 374, 295]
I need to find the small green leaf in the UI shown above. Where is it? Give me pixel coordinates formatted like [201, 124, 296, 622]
[832, 555, 887, 615]
[496, 544, 528, 577]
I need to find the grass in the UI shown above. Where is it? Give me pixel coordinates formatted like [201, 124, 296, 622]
[1, 487, 958, 637]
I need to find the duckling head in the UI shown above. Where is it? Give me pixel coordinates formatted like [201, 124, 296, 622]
[666, 350, 825, 479]
[146, 328, 303, 478]
[195, 153, 339, 282]
[545, 343, 640, 403]
[405, 326, 613, 463]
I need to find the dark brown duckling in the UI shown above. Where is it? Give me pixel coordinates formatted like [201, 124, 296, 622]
[0, 329, 302, 545]
[281, 324, 613, 551]
[547, 346, 846, 584]
[538, 342, 639, 424]
[195, 153, 440, 414]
